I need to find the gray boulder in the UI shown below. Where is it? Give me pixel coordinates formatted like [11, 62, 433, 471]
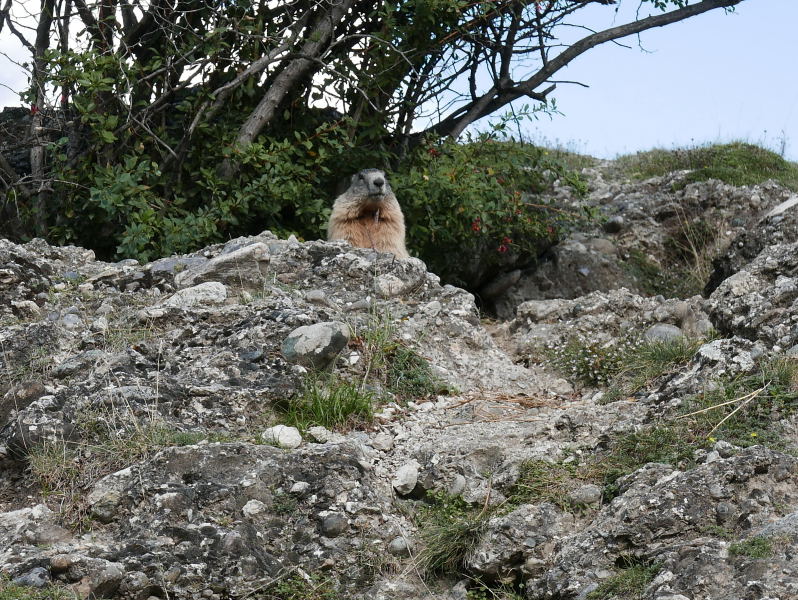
[281, 321, 350, 368]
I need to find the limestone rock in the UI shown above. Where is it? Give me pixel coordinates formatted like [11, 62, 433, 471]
[281, 321, 350, 368]
[262, 425, 303, 449]
[392, 461, 420, 496]
[174, 242, 271, 289]
[162, 281, 228, 307]
[644, 323, 684, 342]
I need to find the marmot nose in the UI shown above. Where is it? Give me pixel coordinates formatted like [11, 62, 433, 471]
[373, 178, 385, 189]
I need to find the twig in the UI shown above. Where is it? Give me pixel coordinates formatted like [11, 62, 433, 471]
[677, 385, 766, 419]
[706, 387, 765, 438]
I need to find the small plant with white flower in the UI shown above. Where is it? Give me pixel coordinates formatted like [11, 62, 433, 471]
[546, 333, 643, 387]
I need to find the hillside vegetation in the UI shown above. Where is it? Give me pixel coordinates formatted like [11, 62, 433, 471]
[614, 142, 798, 190]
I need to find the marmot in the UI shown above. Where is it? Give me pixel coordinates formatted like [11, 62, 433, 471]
[327, 169, 409, 258]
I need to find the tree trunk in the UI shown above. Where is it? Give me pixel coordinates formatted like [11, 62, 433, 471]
[234, 0, 355, 148]
[29, 0, 55, 238]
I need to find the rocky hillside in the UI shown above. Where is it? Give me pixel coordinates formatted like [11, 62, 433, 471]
[1, 162, 798, 600]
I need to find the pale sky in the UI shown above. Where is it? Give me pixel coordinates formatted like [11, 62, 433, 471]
[1, 0, 796, 160]
[508, 0, 798, 160]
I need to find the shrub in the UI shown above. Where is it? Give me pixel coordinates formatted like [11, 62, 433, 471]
[377, 133, 594, 295]
[50, 124, 352, 262]
[393, 137, 588, 288]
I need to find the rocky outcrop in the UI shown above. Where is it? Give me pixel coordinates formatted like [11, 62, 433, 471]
[705, 194, 798, 294]
[2, 163, 798, 600]
[493, 169, 794, 318]
[708, 241, 798, 352]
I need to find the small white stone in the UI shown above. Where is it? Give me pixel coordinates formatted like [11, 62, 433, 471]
[307, 426, 333, 443]
[290, 482, 310, 494]
[242, 499, 266, 517]
[448, 474, 466, 496]
[374, 274, 407, 298]
[91, 316, 109, 332]
[370, 433, 394, 451]
[262, 425, 302, 449]
[392, 461, 420, 496]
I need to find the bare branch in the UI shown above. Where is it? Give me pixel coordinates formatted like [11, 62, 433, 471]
[0, 0, 13, 35]
[416, 0, 743, 141]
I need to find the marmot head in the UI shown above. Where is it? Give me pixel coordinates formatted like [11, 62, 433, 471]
[349, 169, 392, 201]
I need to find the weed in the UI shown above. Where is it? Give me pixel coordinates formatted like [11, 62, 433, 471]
[466, 579, 526, 600]
[587, 557, 660, 600]
[547, 333, 642, 387]
[665, 218, 716, 264]
[508, 459, 581, 511]
[662, 210, 731, 298]
[415, 491, 488, 577]
[272, 490, 298, 516]
[622, 249, 672, 297]
[729, 536, 773, 559]
[102, 324, 154, 352]
[3, 344, 54, 385]
[356, 306, 396, 384]
[354, 532, 400, 586]
[384, 344, 450, 401]
[700, 524, 734, 540]
[252, 571, 340, 600]
[597, 427, 696, 500]
[351, 305, 449, 401]
[615, 143, 798, 191]
[678, 357, 798, 449]
[0, 576, 77, 600]
[280, 375, 375, 432]
[605, 336, 703, 402]
[27, 404, 236, 527]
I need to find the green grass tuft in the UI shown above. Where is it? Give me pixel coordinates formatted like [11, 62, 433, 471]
[385, 344, 451, 400]
[587, 558, 661, 600]
[605, 336, 703, 402]
[598, 427, 696, 499]
[415, 492, 488, 578]
[679, 357, 798, 449]
[27, 405, 240, 529]
[353, 305, 451, 402]
[280, 375, 375, 432]
[0, 576, 77, 600]
[728, 536, 773, 559]
[508, 459, 581, 510]
[255, 572, 341, 599]
[466, 580, 527, 600]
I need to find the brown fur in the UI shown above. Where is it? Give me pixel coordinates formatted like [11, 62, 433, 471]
[327, 169, 409, 258]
